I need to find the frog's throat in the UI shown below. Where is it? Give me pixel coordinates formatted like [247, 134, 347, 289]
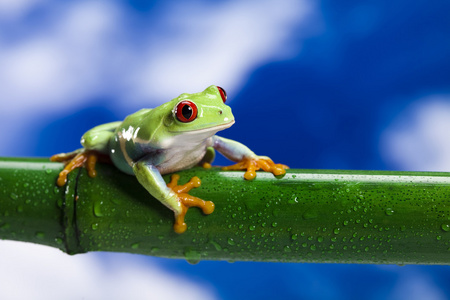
[169, 120, 235, 134]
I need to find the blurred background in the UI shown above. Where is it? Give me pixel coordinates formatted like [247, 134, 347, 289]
[1, 0, 450, 299]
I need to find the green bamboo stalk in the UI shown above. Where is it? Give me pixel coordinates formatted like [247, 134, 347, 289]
[1, 157, 450, 264]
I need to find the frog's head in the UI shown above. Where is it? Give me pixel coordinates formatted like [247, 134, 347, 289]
[164, 85, 235, 135]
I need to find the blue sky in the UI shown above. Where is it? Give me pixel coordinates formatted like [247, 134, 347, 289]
[1, 0, 450, 299]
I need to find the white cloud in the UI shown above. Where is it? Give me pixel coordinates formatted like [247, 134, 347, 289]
[387, 269, 446, 300]
[0, 0, 45, 20]
[125, 0, 316, 103]
[0, 240, 217, 300]
[0, 1, 121, 114]
[0, 0, 317, 110]
[380, 95, 450, 171]
[0, 0, 318, 155]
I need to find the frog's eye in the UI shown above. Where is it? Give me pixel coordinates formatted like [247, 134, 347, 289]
[217, 86, 227, 103]
[175, 100, 198, 123]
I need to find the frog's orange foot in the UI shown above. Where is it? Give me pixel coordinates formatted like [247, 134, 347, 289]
[167, 174, 215, 234]
[222, 156, 289, 180]
[50, 150, 100, 187]
[202, 162, 212, 169]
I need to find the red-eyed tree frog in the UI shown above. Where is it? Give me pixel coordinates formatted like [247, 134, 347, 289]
[51, 86, 288, 233]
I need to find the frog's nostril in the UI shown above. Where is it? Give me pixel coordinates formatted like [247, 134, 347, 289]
[219, 110, 223, 115]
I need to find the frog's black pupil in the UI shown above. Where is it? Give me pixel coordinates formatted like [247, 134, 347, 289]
[182, 105, 192, 119]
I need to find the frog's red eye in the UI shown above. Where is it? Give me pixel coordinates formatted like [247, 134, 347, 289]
[175, 100, 197, 123]
[217, 86, 227, 103]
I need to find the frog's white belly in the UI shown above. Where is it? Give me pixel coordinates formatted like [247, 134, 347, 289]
[110, 124, 225, 176]
[157, 143, 207, 174]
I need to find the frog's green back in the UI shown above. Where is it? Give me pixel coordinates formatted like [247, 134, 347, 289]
[117, 108, 153, 129]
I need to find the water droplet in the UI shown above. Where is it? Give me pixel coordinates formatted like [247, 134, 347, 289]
[385, 208, 394, 216]
[210, 241, 222, 251]
[227, 238, 235, 245]
[284, 245, 292, 252]
[244, 198, 256, 210]
[288, 195, 298, 204]
[272, 222, 278, 228]
[441, 224, 450, 232]
[184, 249, 201, 265]
[91, 223, 99, 230]
[249, 225, 256, 231]
[291, 234, 298, 241]
[35, 232, 45, 239]
[302, 209, 318, 220]
[131, 243, 139, 249]
[10, 193, 18, 200]
[93, 201, 104, 217]
[437, 235, 442, 241]
[310, 245, 316, 251]
[111, 198, 121, 205]
[317, 236, 324, 243]
[334, 228, 340, 234]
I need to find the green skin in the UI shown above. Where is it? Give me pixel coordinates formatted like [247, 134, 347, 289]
[77, 85, 260, 218]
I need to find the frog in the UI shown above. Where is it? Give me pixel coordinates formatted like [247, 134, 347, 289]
[51, 85, 288, 233]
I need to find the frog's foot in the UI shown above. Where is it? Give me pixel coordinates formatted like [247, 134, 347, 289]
[201, 162, 212, 169]
[167, 174, 215, 234]
[50, 150, 101, 187]
[222, 156, 289, 180]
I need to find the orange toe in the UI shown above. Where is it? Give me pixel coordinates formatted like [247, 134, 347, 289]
[167, 174, 215, 234]
[222, 157, 288, 180]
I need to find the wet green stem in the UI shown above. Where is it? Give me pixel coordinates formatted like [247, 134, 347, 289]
[1, 157, 450, 264]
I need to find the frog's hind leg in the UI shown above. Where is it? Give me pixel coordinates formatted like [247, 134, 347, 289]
[51, 150, 108, 186]
[51, 121, 120, 186]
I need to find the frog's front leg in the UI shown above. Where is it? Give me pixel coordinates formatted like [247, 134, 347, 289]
[211, 136, 289, 180]
[133, 159, 214, 234]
